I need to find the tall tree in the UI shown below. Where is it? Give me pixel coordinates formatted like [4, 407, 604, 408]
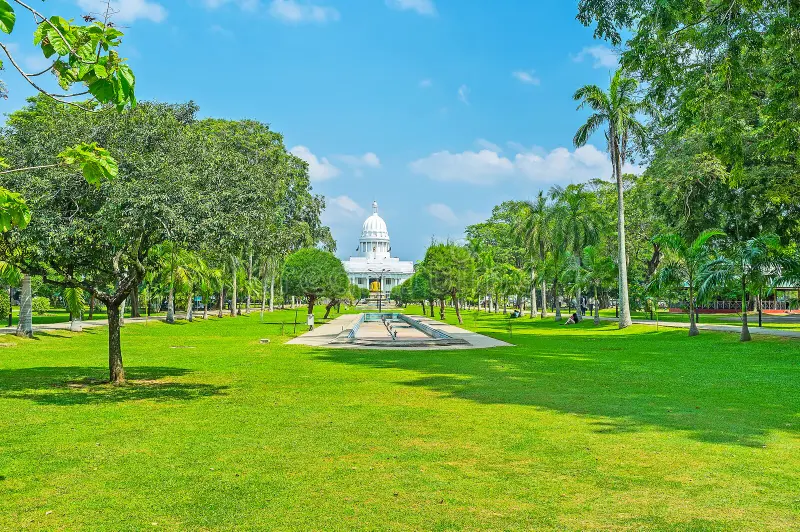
[550, 184, 602, 321]
[423, 242, 476, 325]
[574, 70, 650, 328]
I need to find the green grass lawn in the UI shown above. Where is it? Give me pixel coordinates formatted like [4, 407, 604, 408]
[1, 308, 799, 530]
[597, 308, 800, 331]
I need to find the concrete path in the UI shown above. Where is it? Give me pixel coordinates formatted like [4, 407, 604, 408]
[600, 317, 800, 339]
[0, 315, 170, 336]
[288, 314, 512, 350]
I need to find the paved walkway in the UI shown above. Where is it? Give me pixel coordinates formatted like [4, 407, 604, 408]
[288, 314, 512, 350]
[0, 315, 169, 335]
[600, 317, 800, 339]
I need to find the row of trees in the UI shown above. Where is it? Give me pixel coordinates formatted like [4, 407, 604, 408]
[0, 96, 332, 383]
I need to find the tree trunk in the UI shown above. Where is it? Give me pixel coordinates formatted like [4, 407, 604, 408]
[307, 295, 316, 330]
[421, 299, 426, 315]
[107, 302, 125, 384]
[439, 299, 445, 320]
[261, 280, 267, 318]
[757, 288, 763, 328]
[612, 134, 633, 329]
[429, 299, 435, 318]
[203, 295, 208, 320]
[166, 285, 175, 324]
[119, 298, 126, 326]
[688, 280, 699, 337]
[554, 280, 562, 321]
[230, 256, 238, 317]
[130, 288, 141, 318]
[269, 273, 275, 313]
[740, 278, 751, 342]
[186, 292, 194, 322]
[324, 299, 338, 319]
[575, 286, 583, 322]
[88, 293, 95, 320]
[453, 290, 463, 324]
[541, 280, 547, 318]
[530, 267, 537, 318]
[594, 285, 600, 326]
[246, 252, 253, 314]
[218, 285, 224, 318]
[16, 274, 33, 338]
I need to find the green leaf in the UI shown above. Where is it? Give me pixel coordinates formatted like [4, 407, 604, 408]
[88, 78, 115, 103]
[0, 0, 15, 34]
[0, 186, 31, 232]
[93, 63, 108, 78]
[57, 142, 118, 186]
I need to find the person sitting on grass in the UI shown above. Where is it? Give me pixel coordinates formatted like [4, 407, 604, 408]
[563, 312, 579, 325]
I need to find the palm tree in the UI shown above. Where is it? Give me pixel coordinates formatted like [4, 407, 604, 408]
[550, 184, 602, 322]
[700, 234, 783, 342]
[574, 69, 650, 329]
[517, 191, 550, 318]
[651, 230, 724, 336]
[581, 246, 616, 325]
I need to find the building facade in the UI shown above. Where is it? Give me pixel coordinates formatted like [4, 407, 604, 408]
[342, 202, 414, 298]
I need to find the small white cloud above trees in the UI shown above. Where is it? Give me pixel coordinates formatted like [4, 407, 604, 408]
[427, 203, 459, 225]
[409, 144, 642, 185]
[458, 84, 470, 105]
[573, 45, 619, 69]
[386, 0, 436, 16]
[290, 146, 341, 182]
[77, 0, 167, 23]
[268, 0, 340, 23]
[512, 70, 541, 85]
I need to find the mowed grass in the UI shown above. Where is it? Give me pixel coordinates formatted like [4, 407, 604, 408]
[1, 308, 799, 530]
[599, 308, 800, 331]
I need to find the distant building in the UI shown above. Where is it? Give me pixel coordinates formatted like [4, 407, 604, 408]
[342, 201, 414, 298]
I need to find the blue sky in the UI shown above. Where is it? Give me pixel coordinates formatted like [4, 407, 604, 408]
[2, 0, 635, 261]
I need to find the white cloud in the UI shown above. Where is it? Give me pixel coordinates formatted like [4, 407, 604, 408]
[325, 195, 365, 219]
[458, 84, 470, 105]
[573, 45, 619, 69]
[512, 70, 541, 85]
[410, 143, 643, 186]
[290, 145, 341, 182]
[77, 0, 167, 23]
[268, 0, 340, 23]
[409, 149, 515, 185]
[336, 152, 381, 176]
[386, 0, 436, 16]
[337, 152, 381, 169]
[427, 203, 459, 225]
[419, 79, 432, 88]
[203, 0, 259, 10]
[475, 138, 503, 153]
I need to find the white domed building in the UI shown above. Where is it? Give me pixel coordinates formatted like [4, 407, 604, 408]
[343, 201, 414, 297]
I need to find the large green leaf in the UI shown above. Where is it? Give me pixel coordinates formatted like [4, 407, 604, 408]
[0, 0, 15, 34]
[58, 142, 118, 186]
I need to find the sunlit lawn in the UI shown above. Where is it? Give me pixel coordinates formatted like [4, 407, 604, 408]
[598, 308, 800, 331]
[1, 307, 798, 530]
[5, 308, 167, 327]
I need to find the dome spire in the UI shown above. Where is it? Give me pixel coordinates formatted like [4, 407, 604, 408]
[372, 200, 378, 214]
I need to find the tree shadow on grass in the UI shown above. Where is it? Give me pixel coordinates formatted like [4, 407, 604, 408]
[0, 366, 228, 406]
[315, 323, 800, 447]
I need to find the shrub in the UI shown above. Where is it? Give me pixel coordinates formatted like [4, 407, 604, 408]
[32, 296, 51, 315]
[0, 292, 9, 320]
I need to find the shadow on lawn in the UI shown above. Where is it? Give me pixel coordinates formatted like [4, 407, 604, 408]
[316, 318, 800, 447]
[0, 366, 228, 405]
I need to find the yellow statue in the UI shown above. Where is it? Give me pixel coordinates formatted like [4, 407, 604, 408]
[370, 280, 381, 292]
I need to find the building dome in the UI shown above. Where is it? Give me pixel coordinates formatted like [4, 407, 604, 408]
[361, 201, 389, 240]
